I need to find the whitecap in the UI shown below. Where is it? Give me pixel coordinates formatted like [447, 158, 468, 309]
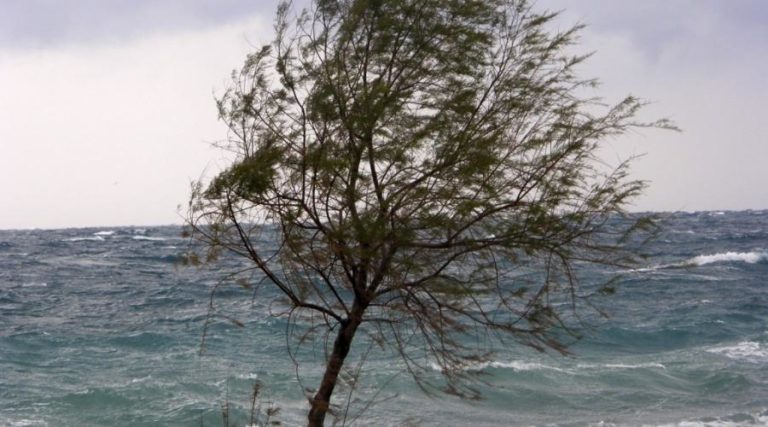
[688, 251, 768, 266]
[4, 419, 49, 427]
[487, 360, 569, 372]
[601, 362, 666, 370]
[237, 373, 259, 380]
[21, 282, 47, 287]
[632, 251, 768, 272]
[576, 362, 666, 371]
[706, 341, 768, 362]
[429, 359, 668, 374]
[655, 409, 768, 427]
[64, 236, 104, 242]
[629, 263, 680, 273]
[132, 236, 166, 241]
[129, 375, 152, 384]
[429, 360, 568, 373]
[670, 229, 696, 234]
[93, 230, 115, 236]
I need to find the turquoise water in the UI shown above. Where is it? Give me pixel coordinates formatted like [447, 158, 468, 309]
[1, 210, 767, 426]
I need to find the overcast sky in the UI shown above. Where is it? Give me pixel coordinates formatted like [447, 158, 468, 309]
[1, 1, 766, 229]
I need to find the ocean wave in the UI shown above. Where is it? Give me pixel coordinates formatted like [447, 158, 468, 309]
[689, 251, 768, 266]
[131, 236, 166, 241]
[485, 360, 568, 372]
[20, 282, 47, 288]
[93, 231, 115, 236]
[63, 236, 104, 242]
[1, 418, 49, 427]
[429, 360, 568, 373]
[634, 251, 768, 272]
[237, 372, 260, 380]
[129, 375, 153, 384]
[706, 341, 768, 363]
[577, 362, 666, 370]
[655, 408, 768, 427]
[429, 360, 666, 374]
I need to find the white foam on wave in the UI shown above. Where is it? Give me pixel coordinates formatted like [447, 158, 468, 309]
[64, 236, 104, 242]
[706, 341, 768, 362]
[93, 230, 115, 236]
[578, 362, 667, 370]
[21, 282, 47, 288]
[132, 236, 166, 241]
[4, 419, 49, 427]
[689, 251, 768, 266]
[129, 375, 152, 384]
[634, 251, 768, 272]
[237, 372, 260, 380]
[658, 420, 752, 427]
[487, 360, 568, 372]
[428, 360, 568, 373]
[655, 409, 768, 427]
[670, 229, 696, 234]
[429, 360, 667, 374]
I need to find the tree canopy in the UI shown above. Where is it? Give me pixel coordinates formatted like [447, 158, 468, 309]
[187, 0, 672, 425]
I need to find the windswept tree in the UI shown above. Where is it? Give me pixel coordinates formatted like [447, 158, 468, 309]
[187, 0, 671, 425]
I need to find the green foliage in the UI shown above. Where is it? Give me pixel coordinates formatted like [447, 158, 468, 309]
[205, 146, 282, 200]
[187, 0, 673, 424]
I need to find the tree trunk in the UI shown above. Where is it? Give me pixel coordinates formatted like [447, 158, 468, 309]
[307, 301, 365, 427]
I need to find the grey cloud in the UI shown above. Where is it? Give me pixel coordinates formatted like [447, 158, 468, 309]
[538, 0, 768, 60]
[0, 0, 285, 49]
[535, 0, 768, 212]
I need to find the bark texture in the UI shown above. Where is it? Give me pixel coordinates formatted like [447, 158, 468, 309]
[307, 302, 365, 426]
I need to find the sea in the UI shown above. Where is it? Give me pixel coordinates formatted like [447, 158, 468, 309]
[1, 210, 767, 426]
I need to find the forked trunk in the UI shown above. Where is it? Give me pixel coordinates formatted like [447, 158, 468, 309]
[307, 302, 365, 427]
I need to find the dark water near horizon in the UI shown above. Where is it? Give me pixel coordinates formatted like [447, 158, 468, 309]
[1, 210, 767, 426]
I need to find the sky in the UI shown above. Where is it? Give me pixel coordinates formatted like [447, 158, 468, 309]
[1, 1, 766, 229]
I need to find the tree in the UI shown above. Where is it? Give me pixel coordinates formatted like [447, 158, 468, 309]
[186, 0, 672, 425]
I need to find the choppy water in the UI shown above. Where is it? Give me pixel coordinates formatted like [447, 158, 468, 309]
[1, 210, 767, 426]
